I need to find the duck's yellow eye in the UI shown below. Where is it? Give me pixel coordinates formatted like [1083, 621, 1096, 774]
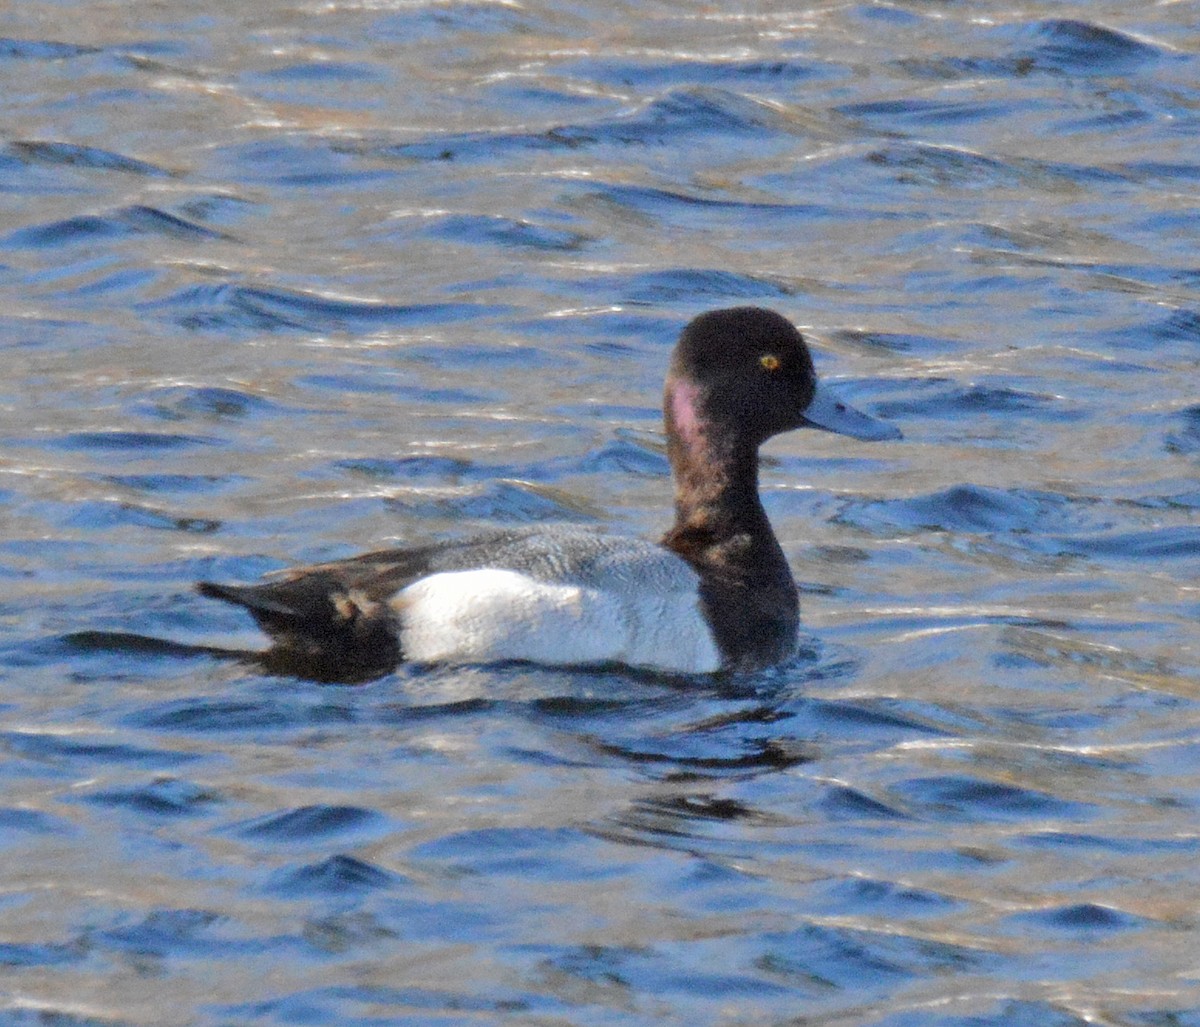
[760, 354, 781, 372]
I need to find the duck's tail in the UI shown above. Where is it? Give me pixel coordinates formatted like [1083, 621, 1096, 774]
[197, 576, 400, 682]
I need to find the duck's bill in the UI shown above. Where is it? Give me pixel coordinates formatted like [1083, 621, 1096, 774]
[802, 381, 902, 441]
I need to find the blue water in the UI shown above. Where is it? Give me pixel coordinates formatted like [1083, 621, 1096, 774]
[1, 2, 1198, 1024]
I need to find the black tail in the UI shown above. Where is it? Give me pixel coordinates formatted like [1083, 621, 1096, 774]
[197, 578, 336, 630]
[196, 576, 400, 682]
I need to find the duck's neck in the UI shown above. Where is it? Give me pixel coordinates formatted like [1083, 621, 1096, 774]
[661, 378, 799, 670]
[662, 379, 775, 556]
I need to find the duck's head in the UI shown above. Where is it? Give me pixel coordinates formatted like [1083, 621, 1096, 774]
[665, 306, 901, 451]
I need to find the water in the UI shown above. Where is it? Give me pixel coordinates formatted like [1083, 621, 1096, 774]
[1, 1, 1198, 1024]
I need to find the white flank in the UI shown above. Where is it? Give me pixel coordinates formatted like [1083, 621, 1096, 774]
[393, 568, 721, 674]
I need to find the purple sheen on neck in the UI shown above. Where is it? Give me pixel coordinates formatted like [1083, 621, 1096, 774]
[668, 379, 705, 450]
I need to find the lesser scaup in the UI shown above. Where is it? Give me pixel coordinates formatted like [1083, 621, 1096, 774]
[198, 306, 900, 680]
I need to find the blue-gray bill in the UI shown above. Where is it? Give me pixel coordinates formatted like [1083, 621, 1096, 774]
[801, 381, 902, 442]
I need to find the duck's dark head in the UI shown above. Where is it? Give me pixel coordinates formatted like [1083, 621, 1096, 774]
[665, 306, 901, 452]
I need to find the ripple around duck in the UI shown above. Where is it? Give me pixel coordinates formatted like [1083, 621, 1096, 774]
[1015, 829, 1200, 856]
[9, 140, 170, 177]
[337, 454, 495, 483]
[48, 631, 240, 680]
[410, 826, 609, 880]
[1120, 160, 1200, 185]
[810, 876, 961, 918]
[890, 775, 1091, 824]
[231, 804, 385, 843]
[531, 940, 799, 1007]
[250, 60, 382, 85]
[997, 627, 1186, 689]
[380, 479, 598, 525]
[0, 940, 84, 973]
[820, 785, 910, 821]
[128, 385, 281, 423]
[91, 908, 272, 962]
[297, 371, 490, 404]
[1120, 307, 1200, 350]
[52, 499, 220, 534]
[420, 212, 588, 252]
[80, 777, 220, 818]
[896, 17, 1169, 82]
[863, 142, 1125, 192]
[1054, 525, 1200, 561]
[799, 697, 953, 740]
[46, 430, 222, 454]
[3, 204, 233, 248]
[575, 179, 839, 227]
[140, 282, 494, 334]
[0, 729, 197, 771]
[1165, 405, 1200, 454]
[555, 55, 829, 92]
[126, 695, 358, 733]
[840, 97, 1025, 129]
[0, 37, 99, 60]
[1001, 902, 1150, 936]
[264, 854, 401, 898]
[336, 440, 668, 488]
[0, 806, 74, 839]
[567, 437, 669, 478]
[758, 921, 994, 995]
[203, 137, 401, 189]
[864, 999, 1093, 1027]
[590, 267, 795, 306]
[591, 732, 817, 781]
[218, 986, 528, 1025]
[385, 86, 797, 163]
[365, 0, 544, 39]
[873, 380, 1083, 423]
[0, 313, 92, 349]
[827, 328, 963, 355]
[1017, 18, 1168, 75]
[849, 484, 1091, 539]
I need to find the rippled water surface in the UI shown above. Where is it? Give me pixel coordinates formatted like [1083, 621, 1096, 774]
[1, 1, 1199, 1024]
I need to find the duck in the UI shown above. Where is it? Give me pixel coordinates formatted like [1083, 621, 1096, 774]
[197, 306, 900, 681]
